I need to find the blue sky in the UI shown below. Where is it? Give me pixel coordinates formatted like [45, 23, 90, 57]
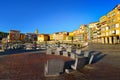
[0, 0, 120, 34]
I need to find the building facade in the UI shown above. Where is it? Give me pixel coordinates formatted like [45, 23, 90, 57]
[88, 22, 101, 43]
[53, 32, 68, 42]
[8, 30, 20, 42]
[37, 34, 49, 42]
[100, 4, 120, 44]
[73, 25, 88, 42]
[49, 34, 54, 41]
[20, 33, 26, 42]
[26, 33, 37, 42]
[65, 32, 74, 42]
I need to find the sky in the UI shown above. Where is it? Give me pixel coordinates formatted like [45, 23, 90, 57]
[0, 0, 120, 34]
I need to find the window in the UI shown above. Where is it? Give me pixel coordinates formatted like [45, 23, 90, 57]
[106, 32, 109, 36]
[107, 20, 111, 24]
[116, 30, 119, 34]
[109, 31, 112, 35]
[101, 28, 105, 31]
[110, 24, 116, 29]
[110, 26, 112, 29]
[117, 11, 120, 14]
[112, 12, 116, 16]
[116, 23, 119, 28]
[106, 27, 109, 30]
[112, 18, 115, 22]
[112, 30, 116, 34]
[107, 14, 110, 18]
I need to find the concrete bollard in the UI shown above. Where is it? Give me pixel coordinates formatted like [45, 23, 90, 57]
[89, 54, 94, 64]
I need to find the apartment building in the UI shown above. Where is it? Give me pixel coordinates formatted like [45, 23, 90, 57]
[73, 30, 78, 41]
[8, 30, 20, 42]
[65, 32, 73, 41]
[100, 4, 120, 44]
[73, 25, 88, 42]
[20, 33, 26, 42]
[26, 33, 37, 42]
[53, 32, 68, 42]
[49, 34, 55, 41]
[37, 34, 49, 42]
[88, 22, 101, 43]
[69, 32, 74, 36]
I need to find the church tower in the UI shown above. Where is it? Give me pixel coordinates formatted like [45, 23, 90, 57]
[35, 29, 39, 34]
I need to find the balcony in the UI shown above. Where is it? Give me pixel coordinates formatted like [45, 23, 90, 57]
[97, 28, 101, 31]
[97, 32, 101, 35]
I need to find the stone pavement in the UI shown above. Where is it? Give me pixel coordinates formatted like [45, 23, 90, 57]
[0, 43, 120, 80]
[47, 43, 120, 80]
[86, 43, 120, 68]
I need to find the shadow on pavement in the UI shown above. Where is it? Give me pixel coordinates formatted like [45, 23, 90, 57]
[64, 60, 75, 69]
[87, 51, 107, 64]
[63, 51, 107, 70]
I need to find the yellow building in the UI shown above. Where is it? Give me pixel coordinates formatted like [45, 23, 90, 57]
[73, 30, 79, 41]
[79, 25, 88, 42]
[69, 32, 74, 36]
[88, 22, 100, 43]
[49, 34, 54, 41]
[53, 32, 68, 42]
[100, 4, 120, 44]
[73, 25, 88, 42]
[97, 22, 102, 43]
[73, 29, 80, 36]
[37, 34, 49, 42]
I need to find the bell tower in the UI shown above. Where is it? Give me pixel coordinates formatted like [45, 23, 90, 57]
[35, 29, 39, 34]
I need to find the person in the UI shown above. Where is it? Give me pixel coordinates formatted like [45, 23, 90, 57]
[58, 42, 60, 47]
[34, 42, 37, 50]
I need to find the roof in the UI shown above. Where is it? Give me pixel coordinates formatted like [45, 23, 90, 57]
[10, 30, 20, 32]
